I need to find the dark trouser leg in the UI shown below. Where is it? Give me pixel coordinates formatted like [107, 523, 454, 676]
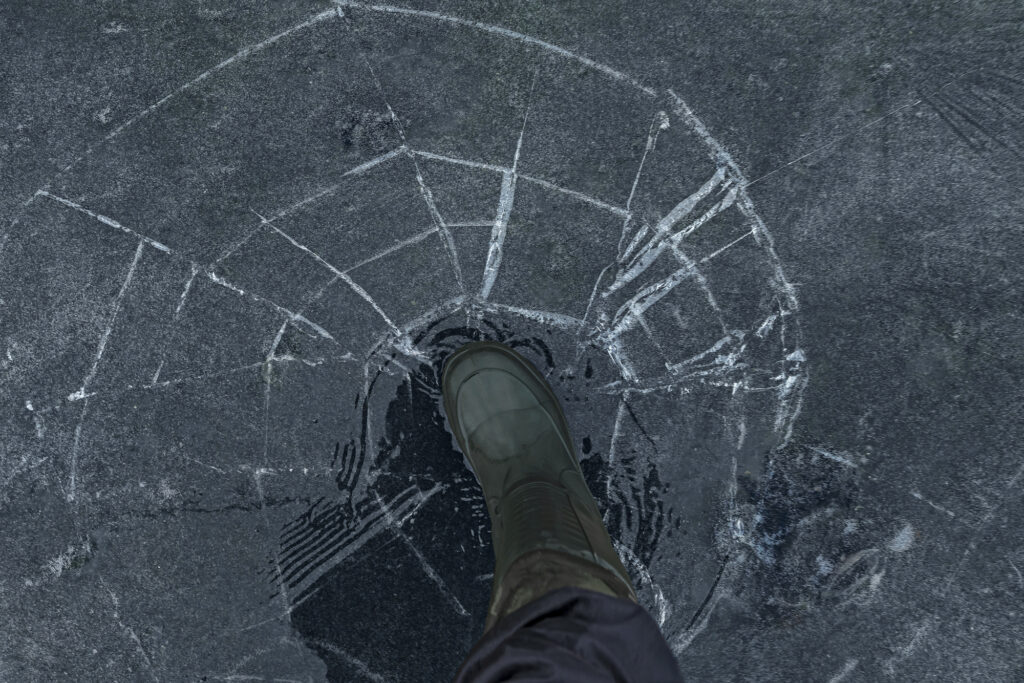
[457, 581, 683, 682]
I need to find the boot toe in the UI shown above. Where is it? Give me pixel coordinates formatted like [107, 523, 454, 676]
[442, 342, 560, 432]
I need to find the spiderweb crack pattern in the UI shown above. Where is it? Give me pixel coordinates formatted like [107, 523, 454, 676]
[0, 3, 806, 679]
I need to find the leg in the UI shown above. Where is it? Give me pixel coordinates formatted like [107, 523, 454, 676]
[442, 342, 683, 681]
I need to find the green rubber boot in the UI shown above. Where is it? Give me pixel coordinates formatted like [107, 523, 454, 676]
[442, 341, 637, 629]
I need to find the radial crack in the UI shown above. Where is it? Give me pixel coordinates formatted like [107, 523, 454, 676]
[67, 240, 146, 501]
[479, 70, 536, 299]
[617, 110, 670, 259]
[480, 170, 517, 300]
[150, 263, 200, 385]
[610, 167, 730, 294]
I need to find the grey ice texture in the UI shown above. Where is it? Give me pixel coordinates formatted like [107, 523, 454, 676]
[1, 1, 1022, 682]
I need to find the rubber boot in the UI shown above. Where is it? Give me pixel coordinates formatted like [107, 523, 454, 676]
[442, 341, 637, 629]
